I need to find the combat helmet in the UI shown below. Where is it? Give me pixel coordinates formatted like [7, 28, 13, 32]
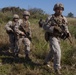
[53, 3, 64, 11]
[13, 14, 19, 19]
[23, 11, 30, 16]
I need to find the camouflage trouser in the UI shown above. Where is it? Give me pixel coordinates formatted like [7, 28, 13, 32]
[44, 36, 61, 70]
[8, 34, 15, 53]
[15, 36, 30, 55]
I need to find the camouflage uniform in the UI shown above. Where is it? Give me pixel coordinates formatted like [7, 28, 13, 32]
[5, 14, 19, 53]
[14, 11, 31, 58]
[42, 3, 70, 74]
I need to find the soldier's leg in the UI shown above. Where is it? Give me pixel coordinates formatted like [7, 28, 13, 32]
[44, 37, 54, 65]
[8, 34, 15, 53]
[44, 47, 54, 65]
[14, 38, 23, 56]
[51, 37, 61, 73]
[23, 38, 30, 57]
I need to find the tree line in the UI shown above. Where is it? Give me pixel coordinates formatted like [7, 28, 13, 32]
[0, 7, 75, 23]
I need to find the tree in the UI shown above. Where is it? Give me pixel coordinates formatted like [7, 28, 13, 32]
[28, 8, 48, 19]
[28, 8, 45, 15]
[67, 12, 74, 17]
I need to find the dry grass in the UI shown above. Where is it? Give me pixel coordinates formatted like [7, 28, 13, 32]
[0, 18, 76, 75]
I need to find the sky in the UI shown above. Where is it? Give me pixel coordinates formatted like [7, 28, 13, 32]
[0, 0, 76, 16]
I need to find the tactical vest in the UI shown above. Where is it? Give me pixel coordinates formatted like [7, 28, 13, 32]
[19, 20, 31, 40]
[12, 21, 19, 31]
[50, 14, 66, 26]
[45, 14, 66, 42]
[21, 20, 30, 33]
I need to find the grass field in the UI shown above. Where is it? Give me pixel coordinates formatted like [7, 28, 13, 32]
[0, 18, 76, 75]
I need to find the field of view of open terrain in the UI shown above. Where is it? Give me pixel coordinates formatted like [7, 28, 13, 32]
[0, 7, 76, 75]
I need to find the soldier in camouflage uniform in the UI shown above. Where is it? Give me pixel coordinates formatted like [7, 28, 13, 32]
[5, 14, 19, 53]
[14, 11, 31, 59]
[39, 3, 71, 74]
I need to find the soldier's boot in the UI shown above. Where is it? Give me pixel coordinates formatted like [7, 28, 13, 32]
[13, 53, 19, 61]
[25, 49, 31, 61]
[8, 48, 14, 53]
[13, 49, 19, 57]
[55, 69, 61, 75]
[43, 62, 51, 68]
[14, 53, 18, 57]
[8, 49, 12, 53]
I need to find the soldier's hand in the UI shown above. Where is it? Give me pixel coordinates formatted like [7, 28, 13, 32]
[10, 29, 13, 32]
[8, 29, 13, 32]
[20, 32, 25, 35]
[38, 19, 44, 27]
[64, 31, 71, 38]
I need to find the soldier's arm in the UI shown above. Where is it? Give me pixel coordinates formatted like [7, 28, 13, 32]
[14, 25, 25, 35]
[63, 17, 72, 43]
[5, 21, 13, 32]
[42, 16, 54, 33]
[63, 17, 72, 37]
[14, 19, 25, 35]
[63, 17, 70, 33]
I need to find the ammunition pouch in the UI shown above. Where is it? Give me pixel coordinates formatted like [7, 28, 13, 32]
[45, 32, 51, 42]
[54, 26, 62, 33]
[53, 27, 61, 37]
[53, 29, 69, 40]
[44, 30, 69, 42]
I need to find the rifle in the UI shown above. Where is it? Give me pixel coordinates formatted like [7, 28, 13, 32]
[53, 18, 72, 44]
[19, 25, 32, 41]
[39, 18, 72, 43]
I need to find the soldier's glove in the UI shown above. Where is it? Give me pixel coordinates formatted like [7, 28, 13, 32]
[20, 32, 25, 35]
[66, 32, 70, 38]
[60, 32, 70, 40]
[38, 19, 44, 27]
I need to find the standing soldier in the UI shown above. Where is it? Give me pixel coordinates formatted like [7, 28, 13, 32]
[5, 14, 19, 53]
[39, 3, 71, 74]
[14, 11, 31, 60]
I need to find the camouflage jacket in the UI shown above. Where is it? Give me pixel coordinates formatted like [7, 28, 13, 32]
[43, 14, 69, 34]
[14, 19, 31, 37]
[5, 21, 19, 34]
